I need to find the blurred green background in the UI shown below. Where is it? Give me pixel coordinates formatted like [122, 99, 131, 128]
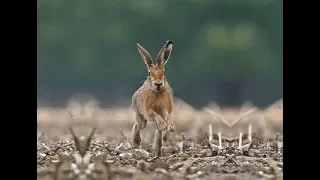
[37, 0, 282, 108]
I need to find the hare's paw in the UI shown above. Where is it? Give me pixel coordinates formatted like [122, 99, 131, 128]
[167, 120, 175, 132]
[156, 120, 167, 131]
[132, 137, 141, 149]
[167, 124, 175, 132]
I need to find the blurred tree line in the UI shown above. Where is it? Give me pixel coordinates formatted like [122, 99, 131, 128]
[37, 0, 282, 108]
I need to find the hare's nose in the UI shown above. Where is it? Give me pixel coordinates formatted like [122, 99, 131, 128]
[154, 82, 163, 87]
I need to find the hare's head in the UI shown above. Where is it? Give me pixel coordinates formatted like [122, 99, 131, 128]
[136, 40, 173, 91]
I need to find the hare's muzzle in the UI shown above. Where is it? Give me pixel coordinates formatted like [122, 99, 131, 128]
[153, 81, 163, 90]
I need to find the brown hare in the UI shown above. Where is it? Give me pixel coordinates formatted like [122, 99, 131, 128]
[132, 40, 175, 157]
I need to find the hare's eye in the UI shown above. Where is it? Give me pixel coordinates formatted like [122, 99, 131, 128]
[148, 72, 150, 76]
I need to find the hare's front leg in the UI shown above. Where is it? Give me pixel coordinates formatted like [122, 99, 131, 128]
[159, 110, 175, 132]
[148, 110, 167, 131]
[132, 113, 147, 149]
[165, 113, 175, 132]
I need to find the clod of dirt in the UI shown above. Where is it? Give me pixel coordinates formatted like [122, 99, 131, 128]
[189, 166, 201, 174]
[205, 149, 213, 157]
[239, 163, 256, 173]
[248, 150, 255, 157]
[137, 160, 150, 172]
[166, 156, 181, 164]
[119, 153, 133, 159]
[150, 160, 170, 171]
[170, 162, 184, 171]
[115, 142, 132, 151]
[39, 153, 47, 157]
[149, 171, 174, 180]
[154, 168, 168, 174]
[134, 149, 150, 159]
[204, 163, 221, 174]
[177, 141, 186, 153]
[162, 146, 176, 155]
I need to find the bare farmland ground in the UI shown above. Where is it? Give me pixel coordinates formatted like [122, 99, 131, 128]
[37, 98, 283, 180]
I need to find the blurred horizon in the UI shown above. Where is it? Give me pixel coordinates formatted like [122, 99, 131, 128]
[37, 0, 282, 109]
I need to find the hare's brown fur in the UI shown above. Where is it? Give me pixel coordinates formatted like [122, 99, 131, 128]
[132, 41, 175, 157]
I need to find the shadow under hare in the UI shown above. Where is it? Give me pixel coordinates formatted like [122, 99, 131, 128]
[132, 40, 175, 157]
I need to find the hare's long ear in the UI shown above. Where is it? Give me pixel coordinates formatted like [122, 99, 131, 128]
[137, 43, 153, 69]
[156, 40, 173, 66]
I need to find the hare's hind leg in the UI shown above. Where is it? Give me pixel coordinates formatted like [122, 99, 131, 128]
[132, 113, 147, 149]
[153, 129, 163, 157]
